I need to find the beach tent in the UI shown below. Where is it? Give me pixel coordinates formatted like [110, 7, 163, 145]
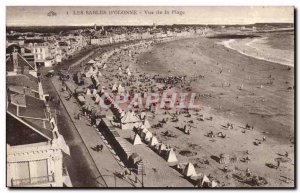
[128, 71, 132, 76]
[133, 122, 143, 130]
[91, 89, 97, 96]
[211, 180, 218, 187]
[166, 148, 178, 163]
[140, 112, 146, 120]
[130, 111, 141, 123]
[91, 75, 100, 87]
[183, 163, 197, 177]
[143, 120, 151, 130]
[103, 64, 107, 69]
[118, 84, 125, 94]
[150, 136, 159, 147]
[87, 59, 96, 64]
[132, 134, 143, 145]
[100, 86, 106, 94]
[95, 94, 101, 103]
[144, 131, 153, 142]
[85, 66, 96, 78]
[86, 88, 92, 96]
[196, 175, 211, 188]
[158, 144, 167, 154]
[121, 111, 131, 124]
[112, 83, 118, 92]
[97, 71, 103, 77]
[140, 128, 149, 139]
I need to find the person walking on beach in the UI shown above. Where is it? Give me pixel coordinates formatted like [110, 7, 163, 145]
[276, 161, 280, 169]
[285, 152, 289, 157]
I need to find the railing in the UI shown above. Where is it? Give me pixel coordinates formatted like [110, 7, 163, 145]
[11, 174, 54, 187]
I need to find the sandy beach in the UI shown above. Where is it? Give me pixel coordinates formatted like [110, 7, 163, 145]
[85, 34, 295, 187]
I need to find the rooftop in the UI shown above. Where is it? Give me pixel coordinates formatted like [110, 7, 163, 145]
[7, 74, 39, 91]
[18, 95, 47, 119]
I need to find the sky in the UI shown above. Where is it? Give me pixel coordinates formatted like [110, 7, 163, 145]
[6, 6, 294, 26]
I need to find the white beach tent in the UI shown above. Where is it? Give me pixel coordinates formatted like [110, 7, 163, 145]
[140, 128, 149, 139]
[121, 111, 131, 124]
[112, 83, 118, 92]
[118, 84, 125, 94]
[158, 144, 167, 154]
[92, 89, 97, 97]
[166, 148, 178, 163]
[87, 59, 96, 64]
[150, 136, 159, 147]
[86, 88, 92, 96]
[144, 131, 153, 142]
[140, 112, 146, 120]
[97, 71, 103, 77]
[143, 119, 151, 129]
[183, 163, 197, 177]
[95, 94, 101, 103]
[196, 175, 211, 187]
[132, 134, 143, 145]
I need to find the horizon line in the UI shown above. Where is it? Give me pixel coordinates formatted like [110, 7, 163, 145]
[6, 22, 294, 28]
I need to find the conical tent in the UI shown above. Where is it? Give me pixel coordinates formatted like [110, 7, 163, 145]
[159, 144, 167, 154]
[95, 94, 101, 103]
[183, 163, 197, 177]
[121, 111, 134, 124]
[92, 89, 97, 96]
[150, 136, 159, 146]
[166, 148, 178, 162]
[112, 83, 118, 92]
[100, 86, 106, 94]
[140, 128, 149, 139]
[118, 84, 125, 94]
[211, 180, 218, 187]
[86, 88, 92, 96]
[87, 59, 96, 64]
[143, 120, 151, 129]
[131, 112, 141, 122]
[197, 175, 211, 187]
[140, 112, 146, 120]
[145, 131, 153, 142]
[133, 134, 142, 145]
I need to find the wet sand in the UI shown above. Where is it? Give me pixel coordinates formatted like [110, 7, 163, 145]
[218, 36, 294, 66]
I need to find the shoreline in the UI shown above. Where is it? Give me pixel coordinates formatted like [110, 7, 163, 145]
[217, 37, 294, 67]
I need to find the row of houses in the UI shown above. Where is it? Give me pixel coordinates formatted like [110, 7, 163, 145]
[6, 47, 72, 187]
[6, 32, 89, 67]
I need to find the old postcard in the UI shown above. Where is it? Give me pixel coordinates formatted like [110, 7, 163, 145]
[6, 6, 295, 188]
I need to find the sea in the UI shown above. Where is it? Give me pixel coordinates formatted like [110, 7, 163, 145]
[217, 31, 294, 67]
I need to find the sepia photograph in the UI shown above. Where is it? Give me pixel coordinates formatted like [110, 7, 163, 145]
[5, 6, 295, 188]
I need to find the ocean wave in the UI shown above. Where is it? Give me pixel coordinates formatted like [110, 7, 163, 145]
[217, 38, 294, 67]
